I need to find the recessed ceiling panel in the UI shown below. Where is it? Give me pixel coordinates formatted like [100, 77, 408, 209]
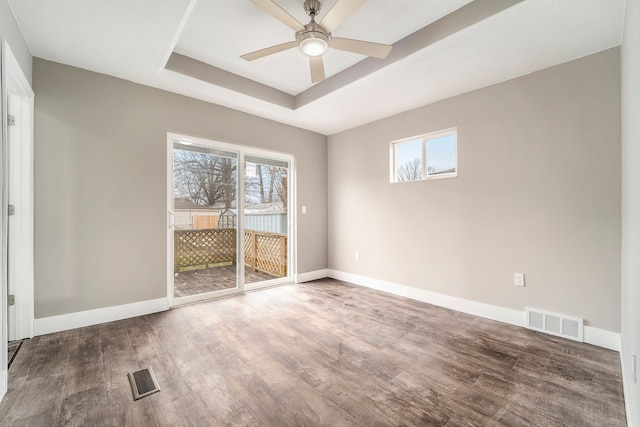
[174, 0, 474, 95]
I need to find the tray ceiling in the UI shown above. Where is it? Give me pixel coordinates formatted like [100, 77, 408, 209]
[9, 0, 626, 135]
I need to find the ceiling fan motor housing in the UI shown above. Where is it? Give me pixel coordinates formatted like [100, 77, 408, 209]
[296, 17, 331, 56]
[304, 0, 322, 17]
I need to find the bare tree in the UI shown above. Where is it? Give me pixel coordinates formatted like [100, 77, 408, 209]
[396, 158, 422, 182]
[257, 165, 266, 202]
[277, 175, 288, 209]
[219, 158, 235, 209]
[244, 163, 288, 209]
[173, 150, 237, 207]
[268, 166, 276, 203]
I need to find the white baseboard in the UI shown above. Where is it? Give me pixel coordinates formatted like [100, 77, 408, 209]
[583, 325, 621, 351]
[327, 270, 620, 351]
[34, 298, 169, 336]
[620, 344, 638, 427]
[328, 270, 524, 327]
[0, 369, 6, 403]
[295, 269, 329, 283]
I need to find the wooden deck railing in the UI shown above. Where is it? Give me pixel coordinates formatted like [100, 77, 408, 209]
[244, 230, 287, 278]
[174, 228, 287, 278]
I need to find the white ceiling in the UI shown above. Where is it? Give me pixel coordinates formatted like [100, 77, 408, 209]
[9, 0, 626, 135]
[175, 0, 474, 95]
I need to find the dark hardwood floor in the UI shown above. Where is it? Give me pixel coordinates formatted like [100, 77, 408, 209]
[0, 279, 627, 426]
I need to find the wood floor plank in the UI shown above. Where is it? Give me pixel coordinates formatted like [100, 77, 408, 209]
[318, 369, 452, 426]
[0, 279, 627, 426]
[246, 353, 355, 426]
[141, 354, 192, 409]
[188, 371, 258, 427]
[106, 385, 160, 427]
[58, 386, 111, 427]
[102, 348, 140, 390]
[153, 395, 212, 427]
[0, 373, 65, 426]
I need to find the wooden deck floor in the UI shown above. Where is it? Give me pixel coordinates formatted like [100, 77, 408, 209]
[0, 279, 627, 426]
[174, 265, 274, 297]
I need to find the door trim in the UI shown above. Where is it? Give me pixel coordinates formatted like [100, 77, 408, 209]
[1, 39, 35, 400]
[166, 132, 296, 307]
[5, 41, 34, 341]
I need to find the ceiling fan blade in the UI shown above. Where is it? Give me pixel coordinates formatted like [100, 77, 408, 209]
[310, 56, 326, 83]
[241, 41, 298, 61]
[249, 0, 305, 31]
[319, 0, 367, 32]
[331, 37, 392, 59]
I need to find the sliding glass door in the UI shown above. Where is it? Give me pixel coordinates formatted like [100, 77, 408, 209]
[167, 134, 292, 305]
[171, 141, 239, 300]
[243, 156, 289, 286]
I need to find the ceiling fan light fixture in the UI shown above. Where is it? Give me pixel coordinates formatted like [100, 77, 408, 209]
[298, 32, 329, 56]
[297, 18, 331, 57]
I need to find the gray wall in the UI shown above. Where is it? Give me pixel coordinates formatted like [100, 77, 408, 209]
[0, 0, 31, 83]
[328, 48, 621, 332]
[33, 58, 327, 318]
[621, 0, 640, 422]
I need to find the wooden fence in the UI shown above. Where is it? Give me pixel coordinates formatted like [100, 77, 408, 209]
[193, 215, 219, 229]
[174, 228, 287, 278]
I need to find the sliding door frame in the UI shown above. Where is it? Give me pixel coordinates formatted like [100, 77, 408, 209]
[166, 132, 296, 307]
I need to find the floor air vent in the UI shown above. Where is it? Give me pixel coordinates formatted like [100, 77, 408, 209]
[128, 367, 161, 400]
[525, 308, 584, 342]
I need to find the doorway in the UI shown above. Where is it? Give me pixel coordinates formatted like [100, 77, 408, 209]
[167, 133, 294, 306]
[1, 40, 35, 398]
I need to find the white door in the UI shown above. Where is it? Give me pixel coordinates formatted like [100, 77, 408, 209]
[2, 40, 34, 347]
[1, 37, 7, 392]
[7, 93, 18, 341]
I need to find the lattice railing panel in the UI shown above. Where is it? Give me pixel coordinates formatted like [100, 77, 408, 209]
[174, 228, 236, 272]
[244, 231, 255, 267]
[175, 228, 286, 277]
[245, 230, 287, 278]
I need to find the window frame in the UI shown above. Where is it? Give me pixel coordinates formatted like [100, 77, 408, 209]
[390, 127, 458, 183]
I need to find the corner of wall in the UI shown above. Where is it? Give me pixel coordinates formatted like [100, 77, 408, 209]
[327, 270, 621, 351]
[621, 0, 640, 424]
[620, 343, 638, 427]
[0, 0, 33, 84]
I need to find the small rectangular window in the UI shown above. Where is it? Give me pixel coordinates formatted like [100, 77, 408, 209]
[391, 128, 457, 183]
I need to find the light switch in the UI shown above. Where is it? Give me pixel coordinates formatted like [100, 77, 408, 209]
[302, 205, 307, 214]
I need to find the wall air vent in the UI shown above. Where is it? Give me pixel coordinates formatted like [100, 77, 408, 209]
[525, 307, 584, 342]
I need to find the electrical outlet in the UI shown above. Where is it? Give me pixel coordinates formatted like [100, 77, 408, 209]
[514, 273, 525, 287]
[355, 251, 360, 261]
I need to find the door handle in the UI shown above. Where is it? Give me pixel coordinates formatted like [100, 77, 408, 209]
[168, 211, 176, 228]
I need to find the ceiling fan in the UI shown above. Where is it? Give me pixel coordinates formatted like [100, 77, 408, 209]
[241, 0, 393, 83]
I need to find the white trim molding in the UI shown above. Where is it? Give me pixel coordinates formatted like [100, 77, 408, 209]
[327, 270, 620, 351]
[620, 344, 638, 427]
[4, 40, 35, 341]
[583, 325, 621, 352]
[0, 369, 6, 403]
[295, 269, 329, 283]
[34, 298, 169, 336]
